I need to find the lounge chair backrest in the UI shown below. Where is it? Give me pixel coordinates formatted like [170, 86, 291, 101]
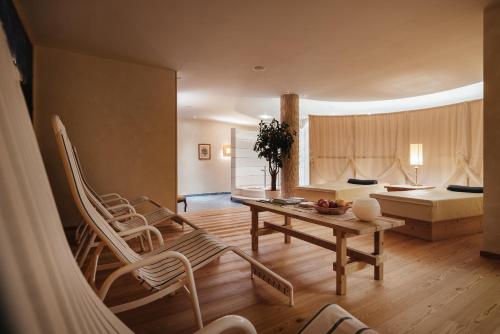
[72, 146, 145, 236]
[52, 115, 140, 265]
[71, 145, 121, 221]
[0, 27, 133, 333]
[73, 146, 106, 202]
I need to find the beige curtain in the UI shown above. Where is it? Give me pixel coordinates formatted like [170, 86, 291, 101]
[309, 100, 483, 186]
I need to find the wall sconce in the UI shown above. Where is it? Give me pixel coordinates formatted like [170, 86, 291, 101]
[410, 143, 423, 185]
[223, 144, 231, 157]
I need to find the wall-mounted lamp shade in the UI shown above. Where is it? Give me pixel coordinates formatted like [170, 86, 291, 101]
[410, 144, 423, 166]
[223, 144, 231, 157]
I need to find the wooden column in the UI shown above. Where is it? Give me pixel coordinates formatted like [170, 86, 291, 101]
[280, 93, 299, 198]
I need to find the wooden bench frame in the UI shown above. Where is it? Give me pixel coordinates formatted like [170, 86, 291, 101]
[382, 213, 483, 241]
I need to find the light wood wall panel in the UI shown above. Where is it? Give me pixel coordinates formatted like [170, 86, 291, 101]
[483, 1, 500, 256]
[34, 47, 177, 226]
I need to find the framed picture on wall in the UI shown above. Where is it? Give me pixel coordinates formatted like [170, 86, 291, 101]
[198, 144, 211, 160]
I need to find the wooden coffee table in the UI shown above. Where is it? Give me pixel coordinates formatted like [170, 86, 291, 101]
[243, 200, 404, 295]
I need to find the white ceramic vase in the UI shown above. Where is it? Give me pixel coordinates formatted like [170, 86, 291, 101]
[352, 198, 381, 222]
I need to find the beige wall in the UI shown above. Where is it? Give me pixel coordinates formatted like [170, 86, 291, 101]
[178, 118, 255, 195]
[483, 2, 500, 256]
[34, 47, 177, 226]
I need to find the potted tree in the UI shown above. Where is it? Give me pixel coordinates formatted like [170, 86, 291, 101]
[254, 118, 296, 198]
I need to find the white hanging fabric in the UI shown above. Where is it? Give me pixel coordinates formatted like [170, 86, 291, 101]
[0, 27, 133, 333]
[309, 100, 483, 186]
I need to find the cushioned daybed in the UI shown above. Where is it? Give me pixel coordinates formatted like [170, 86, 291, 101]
[293, 180, 388, 202]
[370, 189, 483, 241]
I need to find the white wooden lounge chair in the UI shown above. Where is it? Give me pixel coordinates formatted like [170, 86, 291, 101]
[72, 193, 164, 269]
[73, 145, 179, 219]
[71, 143, 197, 268]
[0, 31, 257, 333]
[74, 201, 184, 268]
[72, 144, 160, 207]
[72, 145, 185, 255]
[52, 114, 294, 327]
[73, 179, 175, 268]
[298, 304, 378, 334]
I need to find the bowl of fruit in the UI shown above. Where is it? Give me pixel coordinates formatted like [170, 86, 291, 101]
[313, 199, 352, 215]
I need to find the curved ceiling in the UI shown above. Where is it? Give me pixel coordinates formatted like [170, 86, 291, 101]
[16, 0, 488, 123]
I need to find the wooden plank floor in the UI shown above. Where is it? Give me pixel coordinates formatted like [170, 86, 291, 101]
[97, 207, 500, 334]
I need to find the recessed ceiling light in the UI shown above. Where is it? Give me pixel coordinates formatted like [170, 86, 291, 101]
[253, 65, 266, 72]
[259, 114, 273, 119]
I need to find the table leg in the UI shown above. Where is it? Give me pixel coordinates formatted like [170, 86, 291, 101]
[336, 231, 347, 295]
[251, 209, 259, 251]
[374, 231, 384, 280]
[284, 216, 292, 243]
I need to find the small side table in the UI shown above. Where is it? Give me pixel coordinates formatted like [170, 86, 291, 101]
[177, 195, 187, 212]
[385, 184, 435, 192]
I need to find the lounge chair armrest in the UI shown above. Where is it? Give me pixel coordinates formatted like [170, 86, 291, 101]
[129, 195, 162, 208]
[107, 212, 145, 224]
[106, 203, 136, 214]
[173, 215, 200, 230]
[101, 197, 130, 205]
[145, 197, 162, 208]
[98, 250, 194, 300]
[109, 213, 158, 252]
[99, 193, 123, 200]
[118, 225, 164, 247]
[194, 315, 256, 334]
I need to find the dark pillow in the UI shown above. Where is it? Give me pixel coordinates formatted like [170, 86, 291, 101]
[347, 178, 378, 185]
[447, 185, 483, 193]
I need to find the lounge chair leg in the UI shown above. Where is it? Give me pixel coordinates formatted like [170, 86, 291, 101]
[75, 219, 87, 242]
[74, 231, 89, 259]
[77, 224, 89, 245]
[187, 285, 203, 330]
[145, 230, 154, 251]
[182, 265, 203, 329]
[85, 243, 104, 289]
[75, 219, 85, 242]
[75, 224, 87, 248]
[79, 232, 97, 268]
[170, 216, 186, 230]
[138, 236, 145, 252]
